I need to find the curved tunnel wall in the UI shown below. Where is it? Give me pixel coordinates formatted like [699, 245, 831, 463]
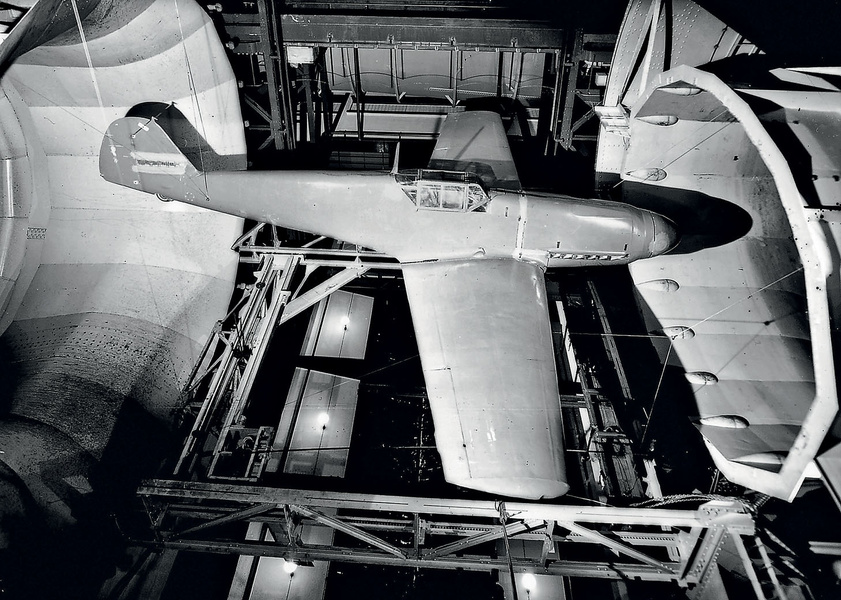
[624, 67, 838, 500]
[0, 0, 245, 532]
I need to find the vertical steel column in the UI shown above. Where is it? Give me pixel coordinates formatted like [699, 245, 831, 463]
[556, 29, 583, 149]
[256, 0, 295, 149]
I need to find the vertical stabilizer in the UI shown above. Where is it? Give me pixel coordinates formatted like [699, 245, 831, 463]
[99, 117, 207, 202]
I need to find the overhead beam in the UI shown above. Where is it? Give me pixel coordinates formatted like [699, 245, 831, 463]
[559, 521, 675, 574]
[223, 14, 563, 52]
[168, 503, 277, 541]
[139, 481, 755, 588]
[139, 480, 755, 531]
[274, 15, 563, 51]
[157, 538, 683, 581]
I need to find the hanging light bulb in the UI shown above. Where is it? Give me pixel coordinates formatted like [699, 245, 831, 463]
[282, 559, 298, 574]
[521, 573, 537, 593]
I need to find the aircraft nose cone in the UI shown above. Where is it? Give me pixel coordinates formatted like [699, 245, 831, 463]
[649, 213, 680, 255]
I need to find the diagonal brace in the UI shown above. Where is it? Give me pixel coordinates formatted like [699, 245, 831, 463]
[244, 94, 273, 125]
[424, 520, 546, 560]
[560, 521, 676, 574]
[168, 503, 277, 541]
[280, 266, 370, 325]
[290, 504, 407, 559]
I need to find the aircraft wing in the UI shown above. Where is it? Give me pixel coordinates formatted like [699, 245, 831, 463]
[402, 258, 568, 499]
[428, 111, 521, 191]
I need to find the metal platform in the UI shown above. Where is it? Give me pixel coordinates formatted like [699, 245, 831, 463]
[137, 479, 755, 599]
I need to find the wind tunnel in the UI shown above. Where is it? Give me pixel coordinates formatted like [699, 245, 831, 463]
[617, 65, 840, 501]
[594, 0, 841, 502]
[0, 0, 245, 592]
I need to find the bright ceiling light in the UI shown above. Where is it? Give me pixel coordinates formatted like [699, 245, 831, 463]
[339, 315, 350, 329]
[316, 411, 330, 428]
[282, 559, 298, 574]
[521, 573, 537, 593]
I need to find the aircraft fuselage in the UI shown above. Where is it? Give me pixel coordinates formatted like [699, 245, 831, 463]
[100, 116, 677, 267]
[174, 170, 676, 267]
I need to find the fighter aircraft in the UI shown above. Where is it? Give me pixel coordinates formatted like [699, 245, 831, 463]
[99, 109, 679, 499]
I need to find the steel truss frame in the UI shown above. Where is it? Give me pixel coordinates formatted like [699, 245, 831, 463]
[555, 31, 616, 150]
[138, 479, 754, 596]
[218, 3, 577, 148]
[160, 230, 756, 598]
[173, 230, 387, 478]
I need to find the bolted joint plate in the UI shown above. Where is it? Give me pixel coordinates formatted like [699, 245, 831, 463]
[697, 500, 755, 535]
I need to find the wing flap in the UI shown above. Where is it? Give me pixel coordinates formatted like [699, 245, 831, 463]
[402, 258, 568, 499]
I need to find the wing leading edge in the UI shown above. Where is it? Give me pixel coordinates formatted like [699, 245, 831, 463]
[402, 258, 568, 499]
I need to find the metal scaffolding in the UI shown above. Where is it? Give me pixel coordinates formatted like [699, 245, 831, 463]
[172, 230, 391, 480]
[137, 479, 755, 598]
[215, 2, 597, 150]
[115, 233, 792, 600]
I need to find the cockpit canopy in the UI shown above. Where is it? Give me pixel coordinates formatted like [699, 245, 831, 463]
[395, 169, 490, 212]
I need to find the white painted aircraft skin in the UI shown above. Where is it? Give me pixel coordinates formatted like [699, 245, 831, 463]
[598, 0, 841, 501]
[101, 114, 678, 269]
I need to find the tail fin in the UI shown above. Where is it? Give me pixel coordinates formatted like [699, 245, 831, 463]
[99, 117, 207, 202]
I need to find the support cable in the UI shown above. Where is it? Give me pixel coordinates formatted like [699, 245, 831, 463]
[686, 266, 805, 331]
[70, 0, 106, 131]
[640, 341, 673, 449]
[173, 0, 209, 189]
[611, 106, 734, 189]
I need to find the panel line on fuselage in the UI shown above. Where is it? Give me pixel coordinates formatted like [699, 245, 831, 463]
[516, 194, 528, 252]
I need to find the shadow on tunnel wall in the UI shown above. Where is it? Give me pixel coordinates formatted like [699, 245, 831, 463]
[621, 181, 754, 255]
[0, 389, 181, 599]
[552, 269, 714, 495]
[0, 0, 159, 78]
[0, 287, 211, 597]
[625, 290, 718, 491]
